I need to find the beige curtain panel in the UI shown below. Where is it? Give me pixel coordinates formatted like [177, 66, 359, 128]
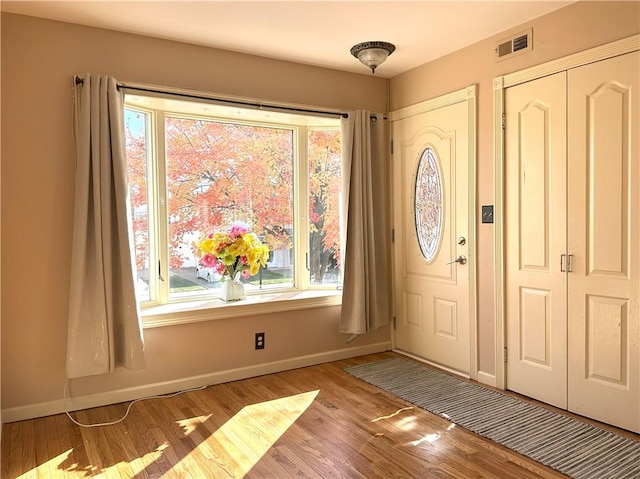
[67, 74, 145, 379]
[339, 111, 392, 336]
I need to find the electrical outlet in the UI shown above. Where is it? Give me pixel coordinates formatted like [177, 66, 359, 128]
[255, 332, 265, 350]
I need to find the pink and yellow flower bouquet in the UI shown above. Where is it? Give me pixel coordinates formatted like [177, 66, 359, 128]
[197, 222, 270, 281]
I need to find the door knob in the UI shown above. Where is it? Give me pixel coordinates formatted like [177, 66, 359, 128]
[458, 237, 466, 245]
[446, 255, 467, 265]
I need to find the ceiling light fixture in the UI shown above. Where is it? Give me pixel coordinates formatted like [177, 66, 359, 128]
[350, 41, 396, 74]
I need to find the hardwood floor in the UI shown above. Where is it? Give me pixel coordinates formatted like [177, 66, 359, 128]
[2, 352, 638, 478]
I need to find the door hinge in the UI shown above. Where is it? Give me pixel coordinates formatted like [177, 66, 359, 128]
[503, 346, 508, 362]
[502, 112, 506, 130]
[390, 140, 394, 154]
[393, 316, 397, 330]
[391, 229, 395, 243]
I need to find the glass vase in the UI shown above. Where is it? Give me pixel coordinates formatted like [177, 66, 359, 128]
[220, 275, 246, 302]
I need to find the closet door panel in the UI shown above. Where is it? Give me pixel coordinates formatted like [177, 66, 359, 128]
[505, 72, 568, 409]
[568, 51, 639, 433]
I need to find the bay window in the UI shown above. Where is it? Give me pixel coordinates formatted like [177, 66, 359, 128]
[124, 94, 342, 316]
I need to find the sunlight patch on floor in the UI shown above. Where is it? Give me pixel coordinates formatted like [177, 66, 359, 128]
[396, 415, 418, 431]
[20, 449, 73, 478]
[20, 445, 169, 478]
[176, 414, 213, 435]
[170, 390, 319, 477]
[409, 422, 455, 447]
[371, 406, 414, 422]
[412, 433, 440, 446]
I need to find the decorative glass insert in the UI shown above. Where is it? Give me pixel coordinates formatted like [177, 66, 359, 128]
[414, 148, 443, 261]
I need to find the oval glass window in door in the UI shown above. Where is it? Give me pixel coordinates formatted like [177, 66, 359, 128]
[414, 147, 443, 262]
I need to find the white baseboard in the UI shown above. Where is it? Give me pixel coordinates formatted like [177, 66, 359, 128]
[393, 350, 499, 389]
[393, 349, 470, 379]
[3, 341, 391, 423]
[477, 371, 497, 388]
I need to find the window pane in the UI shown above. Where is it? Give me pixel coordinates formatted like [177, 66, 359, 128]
[414, 147, 443, 262]
[308, 129, 342, 286]
[164, 116, 295, 299]
[125, 109, 152, 302]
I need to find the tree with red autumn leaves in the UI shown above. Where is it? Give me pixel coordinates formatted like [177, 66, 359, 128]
[126, 111, 341, 284]
[308, 130, 341, 283]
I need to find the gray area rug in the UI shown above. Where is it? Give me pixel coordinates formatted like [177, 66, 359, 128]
[345, 357, 640, 479]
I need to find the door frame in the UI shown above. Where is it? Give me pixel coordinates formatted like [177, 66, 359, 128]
[390, 85, 478, 380]
[493, 34, 640, 390]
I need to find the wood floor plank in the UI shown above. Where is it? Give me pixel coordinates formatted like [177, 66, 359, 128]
[53, 412, 76, 476]
[62, 410, 93, 477]
[0, 424, 9, 478]
[77, 410, 114, 478]
[3, 423, 21, 479]
[19, 421, 37, 479]
[179, 425, 234, 478]
[3, 352, 639, 479]
[104, 420, 141, 478]
[32, 418, 51, 478]
[147, 426, 182, 479]
[124, 399, 166, 478]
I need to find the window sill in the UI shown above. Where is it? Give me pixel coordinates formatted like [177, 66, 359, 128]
[141, 290, 342, 329]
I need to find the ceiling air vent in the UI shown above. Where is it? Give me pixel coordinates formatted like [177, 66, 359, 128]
[495, 29, 532, 61]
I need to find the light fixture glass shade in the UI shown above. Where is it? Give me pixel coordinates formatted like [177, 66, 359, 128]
[350, 41, 396, 74]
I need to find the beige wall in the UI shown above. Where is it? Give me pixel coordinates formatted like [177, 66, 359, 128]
[390, 1, 640, 377]
[0, 13, 389, 414]
[2, 1, 639, 417]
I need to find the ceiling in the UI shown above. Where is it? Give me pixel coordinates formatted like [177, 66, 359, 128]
[1, 1, 574, 77]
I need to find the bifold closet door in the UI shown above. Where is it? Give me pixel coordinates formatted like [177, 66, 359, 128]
[567, 51, 640, 433]
[504, 72, 568, 409]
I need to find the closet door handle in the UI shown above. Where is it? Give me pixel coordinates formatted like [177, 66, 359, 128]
[560, 254, 573, 273]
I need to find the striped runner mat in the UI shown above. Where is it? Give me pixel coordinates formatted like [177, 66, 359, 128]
[345, 357, 640, 479]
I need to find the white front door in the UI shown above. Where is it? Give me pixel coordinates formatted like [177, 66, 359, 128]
[392, 98, 472, 374]
[567, 51, 640, 433]
[504, 72, 568, 409]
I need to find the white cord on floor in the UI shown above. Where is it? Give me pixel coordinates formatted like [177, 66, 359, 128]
[63, 379, 207, 428]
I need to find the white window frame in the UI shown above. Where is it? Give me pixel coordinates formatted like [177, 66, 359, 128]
[124, 96, 343, 328]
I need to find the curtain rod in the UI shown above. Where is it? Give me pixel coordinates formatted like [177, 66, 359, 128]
[74, 76, 355, 119]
